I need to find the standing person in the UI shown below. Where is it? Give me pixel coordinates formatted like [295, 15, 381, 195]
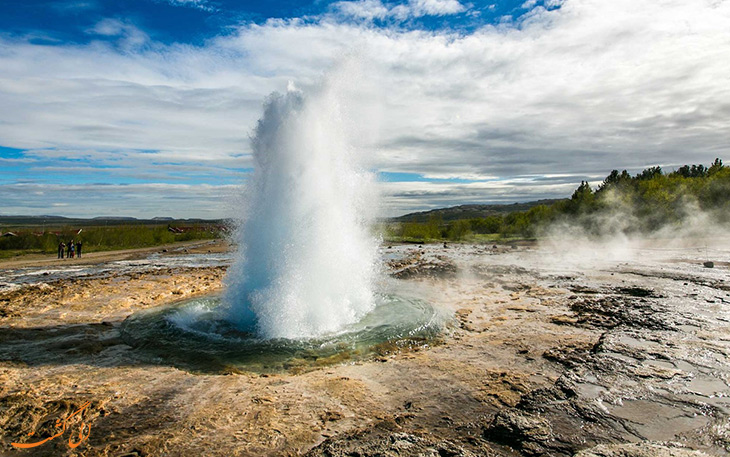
[69, 241, 75, 258]
[58, 241, 65, 259]
[67, 240, 73, 259]
[76, 241, 82, 258]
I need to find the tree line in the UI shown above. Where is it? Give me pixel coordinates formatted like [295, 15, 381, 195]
[387, 158, 729, 241]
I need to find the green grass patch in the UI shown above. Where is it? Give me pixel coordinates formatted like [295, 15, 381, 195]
[0, 223, 225, 255]
[0, 249, 44, 260]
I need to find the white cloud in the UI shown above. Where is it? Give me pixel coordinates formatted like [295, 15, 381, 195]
[165, 0, 215, 12]
[89, 18, 127, 36]
[1, 0, 729, 217]
[332, 0, 390, 20]
[51, 1, 98, 13]
[0, 183, 238, 218]
[87, 18, 149, 49]
[333, 0, 467, 21]
[380, 177, 582, 216]
[395, 0, 467, 18]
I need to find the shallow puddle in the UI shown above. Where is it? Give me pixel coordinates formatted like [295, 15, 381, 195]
[608, 399, 710, 441]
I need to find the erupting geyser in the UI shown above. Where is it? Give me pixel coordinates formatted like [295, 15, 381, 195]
[224, 81, 379, 339]
[121, 77, 440, 372]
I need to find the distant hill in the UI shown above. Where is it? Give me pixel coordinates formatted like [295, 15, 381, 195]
[91, 216, 138, 221]
[0, 215, 77, 225]
[0, 215, 224, 227]
[392, 199, 565, 222]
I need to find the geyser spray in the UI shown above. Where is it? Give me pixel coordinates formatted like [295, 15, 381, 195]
[224, 79, 379, 339]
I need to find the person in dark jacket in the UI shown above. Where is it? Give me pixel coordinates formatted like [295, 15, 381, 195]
[76, 241, 82, 258]
[58, 242, 65, 259]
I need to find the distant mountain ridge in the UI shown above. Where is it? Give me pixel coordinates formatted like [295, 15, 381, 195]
[392, 199, 565, 222]
[0, 215, 223, 226]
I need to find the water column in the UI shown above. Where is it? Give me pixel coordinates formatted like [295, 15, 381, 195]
[225, 82, 379, 339]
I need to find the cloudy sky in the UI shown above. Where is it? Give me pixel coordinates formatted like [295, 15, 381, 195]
[0, 0, 728, 218]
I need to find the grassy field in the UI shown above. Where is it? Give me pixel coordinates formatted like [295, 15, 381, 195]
[0, 249, 37, 260]
[382, 234, 533, 244]
[379, 222, 533, 244]
[0, 222, 227, 258]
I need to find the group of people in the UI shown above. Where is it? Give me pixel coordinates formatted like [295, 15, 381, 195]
[57, 240, 82, 259]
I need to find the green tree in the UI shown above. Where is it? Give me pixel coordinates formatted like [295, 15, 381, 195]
[447, 220, 472, 240]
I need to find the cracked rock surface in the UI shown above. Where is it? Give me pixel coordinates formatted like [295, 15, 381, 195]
[0, 239, 728, 456]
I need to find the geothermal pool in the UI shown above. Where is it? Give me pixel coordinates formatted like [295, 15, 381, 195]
[120, 292, 443, 373]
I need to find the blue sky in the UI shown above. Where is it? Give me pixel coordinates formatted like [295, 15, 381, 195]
[0, 0, 536, 45]
[1, 0, 728, 217]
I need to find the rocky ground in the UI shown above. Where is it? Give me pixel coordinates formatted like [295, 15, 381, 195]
[0, 240, 728, 456]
